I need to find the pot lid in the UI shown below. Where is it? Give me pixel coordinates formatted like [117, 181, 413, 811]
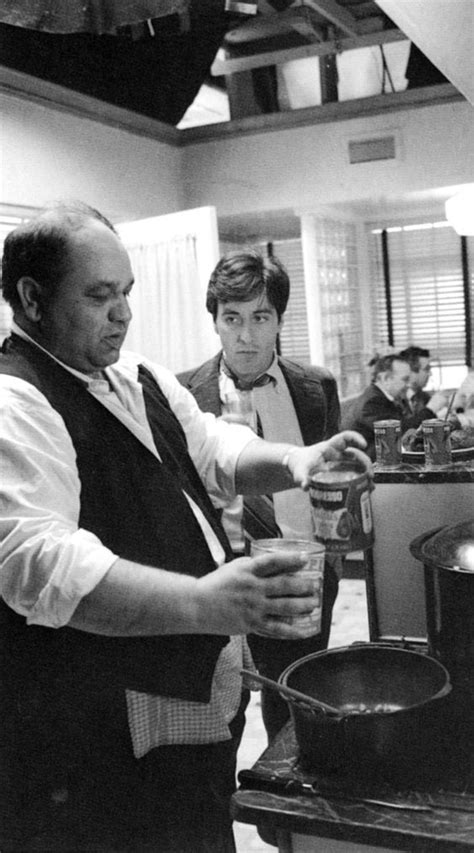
[416, 519, 474, 572]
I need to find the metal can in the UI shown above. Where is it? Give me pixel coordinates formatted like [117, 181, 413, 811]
[309, 461, 374, 553]
[422, 418, 452, 466]
[373, 419, 402, 467]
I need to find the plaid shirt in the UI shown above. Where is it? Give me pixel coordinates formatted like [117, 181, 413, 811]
[126, 636, 256, 758]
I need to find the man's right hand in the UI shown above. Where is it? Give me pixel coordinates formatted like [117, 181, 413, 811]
[195, 551, 319, 639]
[70, 552, 318, 639]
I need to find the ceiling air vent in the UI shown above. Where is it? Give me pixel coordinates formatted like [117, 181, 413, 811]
[348, 136, 396, 164]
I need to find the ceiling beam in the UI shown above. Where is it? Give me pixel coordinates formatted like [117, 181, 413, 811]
[301, 0, 360, 37]
[211, 28, 405, 76]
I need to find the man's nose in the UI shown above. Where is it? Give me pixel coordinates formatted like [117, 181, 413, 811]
[110, 297, 132, 324]
[237, 323, 253, 342]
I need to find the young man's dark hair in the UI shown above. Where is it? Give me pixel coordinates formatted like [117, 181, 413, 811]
[399, 345, 431, 372]
[206, 249, 290, 321]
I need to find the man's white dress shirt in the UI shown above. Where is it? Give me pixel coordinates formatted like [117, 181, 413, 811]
[0, 326, 256, 757]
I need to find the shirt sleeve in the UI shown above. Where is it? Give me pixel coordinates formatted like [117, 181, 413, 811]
[137, 358, 257, 507]
[0, 376, 118, 627]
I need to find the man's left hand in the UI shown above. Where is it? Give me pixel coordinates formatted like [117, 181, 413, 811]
[285, 430, 372, 490]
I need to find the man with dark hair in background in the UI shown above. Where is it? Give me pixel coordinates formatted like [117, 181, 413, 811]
[178, 249, 342, 742]
[399, 344, 448, 421]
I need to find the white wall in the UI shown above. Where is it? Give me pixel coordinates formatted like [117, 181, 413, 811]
[1, 90, 473, 227]
[0, 92, 182, 221]
[181, 101, 474, 217]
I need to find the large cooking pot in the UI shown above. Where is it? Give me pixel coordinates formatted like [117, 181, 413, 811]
[279, 644, 452, 784]
[410, 518, 474, 737]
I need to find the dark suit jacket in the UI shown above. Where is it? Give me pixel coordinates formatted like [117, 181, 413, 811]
[178, 352, 340, 445]
[341, 383, 404, 461]
[342, 383, 438, 460]
[399, 388, 437, 430]
[178, 352, 341, 682]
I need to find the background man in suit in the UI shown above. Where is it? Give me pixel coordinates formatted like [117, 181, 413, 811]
[341, 353, 411, 460]
[398, 345, 448, 420]
[343, 350, 451, 460]
[178, 249, 342, 741]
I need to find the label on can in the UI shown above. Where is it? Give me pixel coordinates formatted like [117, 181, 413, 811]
[422, 418, 452, 466]
[374, 419, 401, 467]
[309, 462, 374, 553]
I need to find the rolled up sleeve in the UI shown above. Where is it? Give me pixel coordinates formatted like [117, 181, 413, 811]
[0, 377, 117, 627]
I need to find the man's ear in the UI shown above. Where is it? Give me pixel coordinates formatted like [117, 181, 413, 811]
[16, 277, 44, 321]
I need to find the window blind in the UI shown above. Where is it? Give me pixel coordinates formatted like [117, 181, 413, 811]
[270, 239, 311, 364]
[255, 227, 366, 397]
[369, 221, 474, 382]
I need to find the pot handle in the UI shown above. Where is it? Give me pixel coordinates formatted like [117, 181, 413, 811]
[241, 669, 341, 718]
[431, 676, 452, 703]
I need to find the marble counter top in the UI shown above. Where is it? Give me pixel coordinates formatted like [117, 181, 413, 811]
[373, 459, 474, 483]
[232, 722, 474, 852]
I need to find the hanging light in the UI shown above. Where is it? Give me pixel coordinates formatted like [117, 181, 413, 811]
[445, 186, 474, 236]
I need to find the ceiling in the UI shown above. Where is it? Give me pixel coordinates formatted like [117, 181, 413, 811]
[0, 0, 452, 127]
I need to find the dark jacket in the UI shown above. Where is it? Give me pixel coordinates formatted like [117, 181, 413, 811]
[399, 388, 437, 428]
[342, 383, 438, 460]
[178, 351, 341, 682]
[178, 352, 340, 444]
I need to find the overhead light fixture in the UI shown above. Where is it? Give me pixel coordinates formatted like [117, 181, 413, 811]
[445, 187, 474, 236]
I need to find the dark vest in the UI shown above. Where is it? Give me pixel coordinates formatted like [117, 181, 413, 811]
[0, 334, 232, 705]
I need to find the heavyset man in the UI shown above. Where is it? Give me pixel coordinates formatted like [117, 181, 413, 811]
[0, 203, 369, 852]
[343, 350, 451, 460]
[341, 353, 412, 460]
[178, 250, 342, 741]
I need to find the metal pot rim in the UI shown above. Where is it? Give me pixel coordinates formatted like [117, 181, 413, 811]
[279, 643, 452, 716]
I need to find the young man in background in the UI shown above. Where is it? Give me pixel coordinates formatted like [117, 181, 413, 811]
[178, 249, 342, 741]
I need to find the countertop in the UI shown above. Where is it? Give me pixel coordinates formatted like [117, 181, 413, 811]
[232, 722, 474, 852]
[373, 458, 474, 483]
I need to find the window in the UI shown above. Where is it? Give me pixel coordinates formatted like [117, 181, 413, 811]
[309, 220, 366, 399]
[369, 220, 474, 388]
[252, 226, 366, 398]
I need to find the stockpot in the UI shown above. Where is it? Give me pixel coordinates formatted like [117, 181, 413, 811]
[410, 518, 474, 737]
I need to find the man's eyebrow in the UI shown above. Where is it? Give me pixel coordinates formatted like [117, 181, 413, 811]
[85, 281, 115, 291]
[85, 279, 134, 292]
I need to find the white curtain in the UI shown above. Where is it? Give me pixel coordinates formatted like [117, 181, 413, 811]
[124, 233, 215, 373]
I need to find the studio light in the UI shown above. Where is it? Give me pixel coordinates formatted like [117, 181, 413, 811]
[445, 186, 474, 236]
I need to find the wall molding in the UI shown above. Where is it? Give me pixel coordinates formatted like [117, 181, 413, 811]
[0, 65, 464, 148]
[0, 65, 180, 145]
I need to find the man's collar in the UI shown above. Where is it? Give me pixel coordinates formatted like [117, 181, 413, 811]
[220, 351, 278, 390]
[374, 380, 395, 402]
[11, 321, 111, 392]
